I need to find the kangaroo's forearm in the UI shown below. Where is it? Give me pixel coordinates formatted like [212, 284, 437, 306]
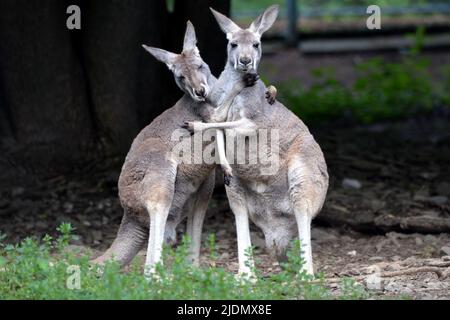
[206, 69, 245, 118]
[216, 129, 232, 173]
[199, 118, 252, 131]
[209, 83, 244, 122]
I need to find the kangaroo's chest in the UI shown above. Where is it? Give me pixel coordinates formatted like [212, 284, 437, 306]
[227, 94, 248, 121]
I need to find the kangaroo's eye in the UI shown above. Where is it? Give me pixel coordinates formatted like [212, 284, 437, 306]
[198, 65, 203, 70]
[178, 75, 185, 81]
[253, 43, 260, 48]
[230, 43, 238, 48]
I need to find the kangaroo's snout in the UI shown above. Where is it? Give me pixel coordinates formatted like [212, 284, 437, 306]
[194, 87, 206, 98]
[191, 83, 209, 101]
[237, 54, 255, 72]
[239, 56, 252, 66]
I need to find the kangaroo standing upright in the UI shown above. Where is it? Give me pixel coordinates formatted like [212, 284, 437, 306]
[187, 6, 329, 276]
[92, 22, 269, 276]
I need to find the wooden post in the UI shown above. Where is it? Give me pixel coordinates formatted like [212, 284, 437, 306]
[285, 0, 298, 46]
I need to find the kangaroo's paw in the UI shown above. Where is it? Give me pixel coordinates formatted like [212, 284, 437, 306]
[243, 72, 259, 87]
[181, 121, 194, 132]
[181, 121, 205, 133]
[223, 172, 233, 186]
[265, 85, 277, 105]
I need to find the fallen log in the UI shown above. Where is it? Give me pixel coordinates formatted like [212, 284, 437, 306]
[374, 214, 450, 234]
[321, 266, 450, 284]
[316, 258, 450, 284]
[315, 209, 450, 234]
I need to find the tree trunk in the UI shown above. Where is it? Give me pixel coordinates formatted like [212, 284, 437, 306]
[0, 0, 95, 178]
[80, 0, 170, 155]
[0, 0, 230, 187]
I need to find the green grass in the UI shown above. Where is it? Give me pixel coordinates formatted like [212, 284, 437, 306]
[0, 223, 370, 300]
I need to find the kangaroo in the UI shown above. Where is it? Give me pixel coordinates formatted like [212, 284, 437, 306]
[92, 22, 274, 276]
[185, 6, 329, 277]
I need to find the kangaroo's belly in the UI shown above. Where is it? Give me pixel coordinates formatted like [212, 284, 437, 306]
[240, 170, 294, 218]
[246, 191, 296, 242]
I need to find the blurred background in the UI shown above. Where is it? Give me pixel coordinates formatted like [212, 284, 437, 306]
[0, 0, 449, 298]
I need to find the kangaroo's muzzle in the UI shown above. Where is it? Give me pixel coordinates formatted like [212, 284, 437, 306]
[191, 83, 209, 102]
[237, 55, 254, 72]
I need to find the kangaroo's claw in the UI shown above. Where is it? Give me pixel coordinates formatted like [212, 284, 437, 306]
[181, 121, 195, 133]
[181, 121, 195, 136]
[223, 173, 233, 186]
[181, 121, 189, 129]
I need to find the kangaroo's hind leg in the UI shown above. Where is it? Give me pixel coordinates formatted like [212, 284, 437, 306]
[288, 155, 328, 276]
[143, 161, 178, 278]
[91, 212, 147, 268]
[186, 170, 215, 266]
[225, 181, 255, 278]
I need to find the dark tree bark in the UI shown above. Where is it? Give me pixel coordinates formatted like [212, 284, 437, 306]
[80, 0, 169, 155]
[0, 85, 12, 139]
[136, 1, 177, 128]
[0, 0, 95, 177]
[0, 0, 230, 187]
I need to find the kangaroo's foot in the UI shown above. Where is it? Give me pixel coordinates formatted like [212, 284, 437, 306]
[223, 171, 233, 186]
[265, 85, 277, 105]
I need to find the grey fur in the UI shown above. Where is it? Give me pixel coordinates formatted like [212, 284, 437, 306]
[194, 6, 329, 276]
[92, 22, 252, 274]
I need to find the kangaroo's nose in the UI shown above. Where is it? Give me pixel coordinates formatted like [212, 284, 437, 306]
[195, 88, 206, 97]
[239, 57, 251, 66]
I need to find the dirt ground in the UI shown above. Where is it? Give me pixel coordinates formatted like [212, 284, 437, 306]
[1, 49, 449, 299]
[1, 110, 449, 299]
[199, 197, 450, 299]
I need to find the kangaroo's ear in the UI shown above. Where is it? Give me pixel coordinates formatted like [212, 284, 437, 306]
[210, 7, 241, 40]
[183, 21, 197, 52]
[142, 45, 178, 70]
[249, 5, 279, 36]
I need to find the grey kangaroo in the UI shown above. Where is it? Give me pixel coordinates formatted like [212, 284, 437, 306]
[92, 22, 274, 276]
[186, 6, 329, 276]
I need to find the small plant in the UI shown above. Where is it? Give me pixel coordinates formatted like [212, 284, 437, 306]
[442, 64, 450, 108]
[339, 278, 370, 300]
[56, 222, 74, 251]
[0, 225, 373, 300]
[279, 68, 352, 123]
[352, 55, 434, 123]
[207, 233, 218, 263]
